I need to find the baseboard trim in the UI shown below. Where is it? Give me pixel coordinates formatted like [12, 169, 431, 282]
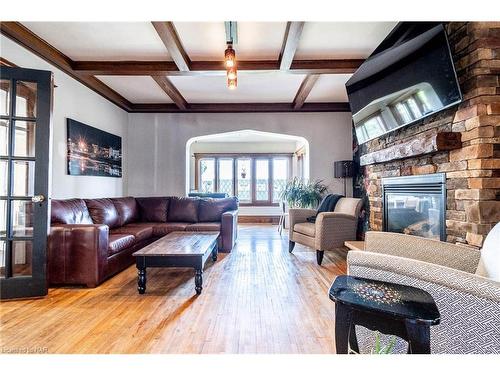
[238, 216, 280, 224]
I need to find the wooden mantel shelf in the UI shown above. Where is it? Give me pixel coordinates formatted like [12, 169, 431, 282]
[360, 132, 462, 166]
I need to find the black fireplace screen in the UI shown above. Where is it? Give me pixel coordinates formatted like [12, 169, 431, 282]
[382, 174, 446, 241]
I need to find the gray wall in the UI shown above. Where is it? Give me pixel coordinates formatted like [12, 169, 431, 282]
[126, 112, 353, 197]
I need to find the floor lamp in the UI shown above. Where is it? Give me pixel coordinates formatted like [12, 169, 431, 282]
[334, 160, 353, 197]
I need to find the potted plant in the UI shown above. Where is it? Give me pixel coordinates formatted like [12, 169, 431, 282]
[280, 178, 328, 208]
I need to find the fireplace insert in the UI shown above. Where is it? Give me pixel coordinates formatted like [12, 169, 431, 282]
[382, 173, 446, 241]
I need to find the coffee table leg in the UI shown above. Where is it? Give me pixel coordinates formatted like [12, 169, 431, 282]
[405, 320, 431, 354]
[137, 267, 147, 294]
[195, 269, 203, 295]
[212, 246, 218, 261]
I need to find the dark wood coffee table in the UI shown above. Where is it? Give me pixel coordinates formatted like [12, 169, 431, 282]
[133, 231, 219, 295]
[329, 275, 440, 354]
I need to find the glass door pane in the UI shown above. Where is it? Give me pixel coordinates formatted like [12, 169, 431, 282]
[0, 79, 10, 116]
[236, 158, 251, 203]
[255, 159, 269, 202]
[199, 158, 215, 193]
[273, 158, 289, 202]
[218, 158, 233, 196]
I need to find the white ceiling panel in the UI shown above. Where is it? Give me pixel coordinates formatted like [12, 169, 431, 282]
[170, 72, 306, 103]
[21, 22, 171, 61]
[306, 74, 351, 102]
[295, 22, 397, 59]
[96, 76, 174, 103]
[236, 22, 287, 60]
[173, 22, 226, 61]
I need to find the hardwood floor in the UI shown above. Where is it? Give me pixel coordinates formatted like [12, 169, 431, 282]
[0, 225, 347, 354]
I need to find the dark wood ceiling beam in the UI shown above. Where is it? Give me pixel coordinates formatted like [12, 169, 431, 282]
[0, 22, 133, 111]
[279, 22, 305, 70]
[130, 102, 350, 113]
[293, 74, 320, 109]
[151, 75, 188, 110]
[151, 22, 191, 72]
[72, 59, 363, 76]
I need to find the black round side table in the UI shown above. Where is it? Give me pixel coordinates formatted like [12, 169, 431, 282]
[329, 275, 440, 354]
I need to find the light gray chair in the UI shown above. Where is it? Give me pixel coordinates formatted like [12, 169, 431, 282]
[288, 197, 362, 265]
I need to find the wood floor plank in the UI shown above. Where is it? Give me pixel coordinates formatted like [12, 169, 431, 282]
[0, 224, 347, 354]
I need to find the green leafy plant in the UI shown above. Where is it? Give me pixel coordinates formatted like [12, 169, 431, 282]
[280, 178, 328, 208]
[348, 332, 397, 354]
[371, 332, 397, 354]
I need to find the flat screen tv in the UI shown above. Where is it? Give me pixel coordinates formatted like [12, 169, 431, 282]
[346, 22, 462, 145]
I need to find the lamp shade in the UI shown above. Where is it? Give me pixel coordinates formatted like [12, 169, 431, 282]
[334, 160, 353, 178]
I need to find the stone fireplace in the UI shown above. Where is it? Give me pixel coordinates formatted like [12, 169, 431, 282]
[353, 22, 500, 248]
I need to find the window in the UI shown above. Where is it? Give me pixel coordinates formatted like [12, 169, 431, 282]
[199, 158, 215, 193]
[218, 158, 234, 196]
[255, 159, 269, 201]
[236, 158, 252, 203]
[196, 154, 291, 205]
[272, 158, 289, 203]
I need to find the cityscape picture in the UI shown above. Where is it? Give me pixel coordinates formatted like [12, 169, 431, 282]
[67, 118, 122, 177]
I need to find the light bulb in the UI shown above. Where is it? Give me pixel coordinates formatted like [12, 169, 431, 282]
[227, 78, 237, 90]
[227, 68, 237, 80]
[224, 45, 236, 69]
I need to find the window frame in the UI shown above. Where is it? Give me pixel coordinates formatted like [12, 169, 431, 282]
[194, 153, 292, 206]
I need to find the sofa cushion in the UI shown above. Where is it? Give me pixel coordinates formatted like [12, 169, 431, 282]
[51, 199, 93, 225]
[476, 222, 500, 281]
[294, 222, 316, 237]
[136, 197, 169, 222]
[84, 198, 120, 229]
[112, 224, 154, 242]
[167, 197, 200, 223]
[108, 234, 136, 256]
[198, 197, 238, 222]
[151, 222, 189, 237]
[111, 197, 139, 226]
[186, 222, 221, 232]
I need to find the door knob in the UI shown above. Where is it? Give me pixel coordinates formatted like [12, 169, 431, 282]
[31, 195, 45, 203]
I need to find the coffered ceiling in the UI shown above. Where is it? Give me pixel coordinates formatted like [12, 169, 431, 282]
[0, 21, 397, 113]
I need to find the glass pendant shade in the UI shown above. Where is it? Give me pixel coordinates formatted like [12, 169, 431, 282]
[227, 78, 237, 90]
[224, 45, 236, 68]
[227, 67, 237, 80]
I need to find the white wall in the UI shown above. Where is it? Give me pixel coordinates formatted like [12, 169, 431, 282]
[126, 112, 353, 202]
[1, 35, 128, 199]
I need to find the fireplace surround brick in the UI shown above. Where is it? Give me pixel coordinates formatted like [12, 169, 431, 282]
[353, 22, 500, 248]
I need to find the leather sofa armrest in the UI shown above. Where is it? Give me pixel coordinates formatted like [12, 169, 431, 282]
[221, 210, 238, 252]
[48, 224, 109, 287]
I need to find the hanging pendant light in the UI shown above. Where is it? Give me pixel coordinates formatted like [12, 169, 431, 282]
[224, 44, 236, 69]
[224, 22, 238, 90]
[227, 66, 237, 80]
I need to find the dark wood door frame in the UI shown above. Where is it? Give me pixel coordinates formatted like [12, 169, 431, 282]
[0, 66, 53, 300]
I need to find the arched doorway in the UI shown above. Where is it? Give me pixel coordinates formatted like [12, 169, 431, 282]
[185, 130, 310, 216]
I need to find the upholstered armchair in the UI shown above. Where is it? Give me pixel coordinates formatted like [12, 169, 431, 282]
[347, 231, 500, 354]
[288, 198, 363, 265]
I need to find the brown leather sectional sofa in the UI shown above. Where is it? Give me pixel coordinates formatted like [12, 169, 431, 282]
[48, 196, 238, 287]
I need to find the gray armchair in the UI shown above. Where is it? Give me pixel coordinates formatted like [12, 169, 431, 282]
[288, 198, 362, 265]
[347, 231, 500, 354]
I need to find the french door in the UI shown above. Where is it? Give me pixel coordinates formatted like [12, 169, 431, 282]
[0, 66, 53, 300]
